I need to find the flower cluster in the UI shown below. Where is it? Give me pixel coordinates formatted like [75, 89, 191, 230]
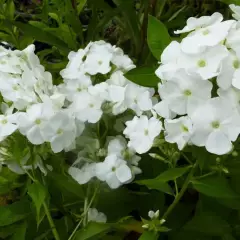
[154, 4, 240, 155]
[2, 4, 240, 191]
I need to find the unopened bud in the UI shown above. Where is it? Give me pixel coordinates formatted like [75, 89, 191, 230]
[142, 224, 149, 229]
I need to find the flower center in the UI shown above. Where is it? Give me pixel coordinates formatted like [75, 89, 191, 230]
[211, 121, 220, 129]
[202, 29, 210, 35]
[233, 59, 240, 69]
[35, 119, 41, 125]
[57, 128, 63, 135]
[183, 89, 192, 96]
[89, 103, 94, 108]
[98, 60, 103, 65]
[12, 85, 19, 91]
[1, 119, 7, 124]
[144, 129, 149, 136]
[197, 59, 206, 68]
[181, 125, 189, 132]
[112, 167, 116, 172]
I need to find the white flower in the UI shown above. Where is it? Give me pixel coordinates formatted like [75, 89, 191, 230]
[230, 4, 240, 20]
[156, 43, 228, 81]
[153, 100, 176, 119]
[88, 208, 107, 223]
[174, 12, 223, 34]
[111, 47, 135, 71]
[84, 41, 113, 75]
[217, 50, 240, 90]
[181, 45, 228, 80]
[41, 111, 77, 153]
[164, 116, 193, 150]
[60, 49, 87, 80]
[68, 162, 96, 185]
[107, 136, 142, 176]
[217, 87, 240, 113]
[158, 70, 212, 115]
[17, 103, 55, 145]
[226, 21, 240, 52]
[70, 90, 103, 123]
[123, 115, 162, 154]
[190, 97, 240, 155]
[155, 41, 182, 80]
[124, 83, 154, 116]
[0, 105, 18, 139]
[180, 20, 235, 54]
[95, 154, 132, 189]
[61, 74, 92, 101]
[107, 71, 129, 115]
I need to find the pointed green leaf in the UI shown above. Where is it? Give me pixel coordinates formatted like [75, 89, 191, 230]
[124, 66, 160, 87]
[156, 166, 192, 182]
[192, 176, 239, 199]
[27, 182, 47, 224]
[147, 15, 171, 60]
[10, 221, 27, 240]
[136, 179, 173, 195]
[139, 231, 159, 240]
[75, 222, 111, 240]
[184, 212, 231, 236]
[13, 22, 69, 53]
[0, 199, 31, 226]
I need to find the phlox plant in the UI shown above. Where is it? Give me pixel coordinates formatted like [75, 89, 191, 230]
[1, 1, 240, 240]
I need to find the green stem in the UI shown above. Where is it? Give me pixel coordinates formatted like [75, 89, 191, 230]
[162, 163, 197, 220]
[156, 0, 167, 18]
[68, 183, 100, 240]
[43, 202, 60, 240]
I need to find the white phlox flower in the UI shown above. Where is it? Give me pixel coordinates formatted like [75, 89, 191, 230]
[107, 136, 142, 176]
[123, 115, 162, 154]
[190, 97, 240, 155]
[174, 12, 223, 34]
[95, 154, 132, 189]
[17, 102, 55, 145]
[230, 4, 240, 20]
[164, 116, 193, 150]
[217, 50, 240, 89]
[88, 208, 107, 223]
[0, 104, 18, 139]
[157, 70, 212, 115]
[41, 111, 78, 153]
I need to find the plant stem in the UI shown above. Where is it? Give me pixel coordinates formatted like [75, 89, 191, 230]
[67, 183, 100, 240]
[156, 0, 167, 18]
[43, 202, 60, 240]
[162, 163, 197, 220]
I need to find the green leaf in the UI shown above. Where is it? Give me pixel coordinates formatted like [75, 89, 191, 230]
[147, 15, 171, 60]
[5, 0, 15, 20]
[48, 172, 84, 199]
[136, 179, 173, 195]
[10, 221, 27, 240]
[139, 231, 159, 240]
[192, 176, 239, 199]
[27, 182, 47, 225]
[124, 66, 160, 87]
[77, 0, 87, 14]
[75, 222, 111, 240]
[156, 166, 192, 182]
[184, 212, 231, 236]
[0, 199, 31, 226]
[13, 22, 69, 53]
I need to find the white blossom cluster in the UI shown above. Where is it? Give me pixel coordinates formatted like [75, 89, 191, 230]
[154, 4, 240, 156]
[2, 4, 240, 190]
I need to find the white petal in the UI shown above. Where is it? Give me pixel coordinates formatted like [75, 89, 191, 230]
[116, 164, 132, 183]
[206, 130, 232, 155]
